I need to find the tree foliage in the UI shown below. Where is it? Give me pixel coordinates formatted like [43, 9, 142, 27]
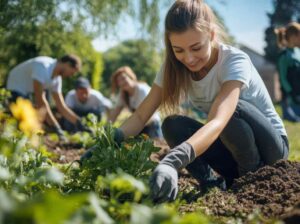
[0, 0, 232, 92]
[101, 39, 163, 94]
[91, 52, 104, 90]
[264, 0, 300, 63]
[0, 0, 166, 87]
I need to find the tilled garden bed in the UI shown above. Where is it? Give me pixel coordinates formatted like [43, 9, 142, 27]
[179, 160, 300, 223]
[45, 137, 300, 223]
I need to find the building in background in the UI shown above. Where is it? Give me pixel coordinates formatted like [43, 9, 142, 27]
[239, 44, 281, 102]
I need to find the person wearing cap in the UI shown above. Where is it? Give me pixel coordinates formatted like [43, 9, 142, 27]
[63, 77, 112, 131]
[6, 54, 89, 138]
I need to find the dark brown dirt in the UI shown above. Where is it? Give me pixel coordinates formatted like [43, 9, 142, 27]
[45, 137, 170, 164]
[178, 160, 300, 222]
[44, 137, 300, 222]
[44, 137, 84, 163]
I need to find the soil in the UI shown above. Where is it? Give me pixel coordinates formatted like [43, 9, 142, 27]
[179, 160, 300, 223]
[44, 137, 170, 164]
[44, 136, 84, 163]
[45, 137, 300, 223]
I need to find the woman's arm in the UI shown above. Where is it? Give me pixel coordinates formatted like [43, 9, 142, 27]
[186, 80, 243, 157]
[120, 84, 162, 138]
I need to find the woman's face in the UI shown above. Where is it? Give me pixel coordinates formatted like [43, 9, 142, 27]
[169, 28, 214, 72]
[116, 73, 134, 91]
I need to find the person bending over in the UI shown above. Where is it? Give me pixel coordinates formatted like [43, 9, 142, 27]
[6, 54, 89, 138]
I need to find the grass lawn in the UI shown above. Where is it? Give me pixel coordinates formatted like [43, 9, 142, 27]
[275, 104, 300, 161]
[285, 121, 300, 161]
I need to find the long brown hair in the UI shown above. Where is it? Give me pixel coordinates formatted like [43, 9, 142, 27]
[111, 66, 137, 107]
[161, 0, 227, 113]
[274, 22, 300, 49]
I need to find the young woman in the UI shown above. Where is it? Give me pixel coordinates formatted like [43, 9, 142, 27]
[108, 66, 162, 139]
[275, 22, 300, 122]
[86, 0, 288, 202]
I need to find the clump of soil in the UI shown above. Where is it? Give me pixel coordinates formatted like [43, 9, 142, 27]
[44, 137, 84, 163]
[179, 160, 300, 221]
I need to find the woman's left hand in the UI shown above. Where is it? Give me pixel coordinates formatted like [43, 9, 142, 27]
[149, 141, 195, 202]
[149, 164, 178, 203]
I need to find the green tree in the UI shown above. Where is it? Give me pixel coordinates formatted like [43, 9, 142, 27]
[0, 0, 168, 86]
[102, 39, 163, 94]
[90, 52, 104, 90]
[0, 0, 232, 90]
[264, 0, 300, 63]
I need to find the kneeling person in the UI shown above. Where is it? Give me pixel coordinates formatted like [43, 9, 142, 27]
[63, 77, 112, 131]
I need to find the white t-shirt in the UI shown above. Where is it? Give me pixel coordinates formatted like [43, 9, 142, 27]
[65, 89, 112, 112]
[116, 82, 161, 123]
[154, 44, 287, 136]
[6, 56, 61, 95]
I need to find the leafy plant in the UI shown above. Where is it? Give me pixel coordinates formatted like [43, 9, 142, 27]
[86, 125, 159, 177]
[65, 125, 160, 192]
[96, 171, 147, 202]
[0, 114, 63, 196]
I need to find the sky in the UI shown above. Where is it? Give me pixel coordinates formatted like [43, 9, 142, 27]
[92, 0, 274, 55]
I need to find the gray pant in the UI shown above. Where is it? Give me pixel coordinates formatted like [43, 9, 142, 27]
[162, 100, 289, 186]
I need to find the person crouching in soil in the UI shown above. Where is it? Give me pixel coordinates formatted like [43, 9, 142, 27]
[83, 0, 289, 203]
[63, 77, 112, 132]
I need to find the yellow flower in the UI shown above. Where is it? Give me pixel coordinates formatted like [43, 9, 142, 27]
[124, 143, 131, 150]
[10, 98, 42, 136]
[141, 133, 149, 140]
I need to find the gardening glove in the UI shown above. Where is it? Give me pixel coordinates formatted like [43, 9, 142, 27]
[75, 119, 93, 133]
[54, 126, 67, 142]
[103, 126, 125, 146]
[113, 128, 125, 146]
[149, 142, 195, 203]
[80, 128, 124, 162]
[80, 145, 97, 162]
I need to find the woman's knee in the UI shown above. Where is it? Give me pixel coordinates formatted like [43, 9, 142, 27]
[162, 115, 202, 147]
[162, 115, 185, 147]
[161, 115, 180, 134]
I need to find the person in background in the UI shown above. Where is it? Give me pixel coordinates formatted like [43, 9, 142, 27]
[63, 77, 112, 131]
[275, 22, 300, 122]
[108, 66, 163, 139]
[6, 54, 90, 139]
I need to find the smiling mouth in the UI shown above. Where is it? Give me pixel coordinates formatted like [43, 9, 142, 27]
[186, 63, 201, 70]
[186, 59, 201, 68]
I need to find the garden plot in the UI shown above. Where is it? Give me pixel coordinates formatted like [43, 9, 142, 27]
[46, 134, 300, 223]
[178, 160, 300, 223]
